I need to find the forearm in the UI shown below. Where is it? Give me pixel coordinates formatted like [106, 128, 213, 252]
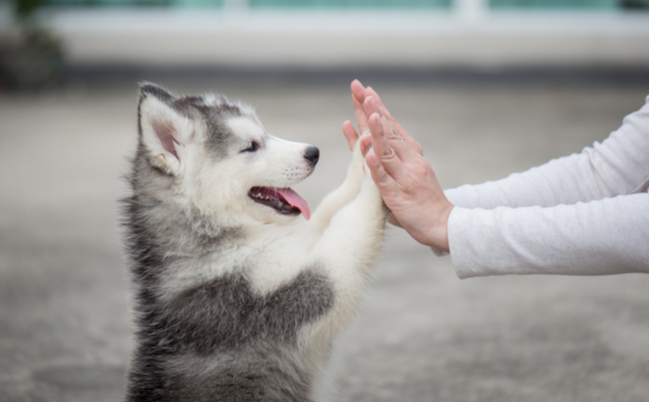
[448, 193, 649, 278]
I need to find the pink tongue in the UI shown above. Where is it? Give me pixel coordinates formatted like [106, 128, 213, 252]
[277, 188, 311, 220]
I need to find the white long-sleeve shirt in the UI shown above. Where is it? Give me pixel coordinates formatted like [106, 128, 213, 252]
[441, 97, 649, 279]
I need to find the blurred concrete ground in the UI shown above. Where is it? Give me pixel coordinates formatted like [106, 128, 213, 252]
[0, 76, 647, 402]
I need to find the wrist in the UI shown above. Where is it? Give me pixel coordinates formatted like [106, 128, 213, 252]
[425, 203, 454, 253]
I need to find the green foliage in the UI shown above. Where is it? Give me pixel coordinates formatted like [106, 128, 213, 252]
[15, 0, 44, 20]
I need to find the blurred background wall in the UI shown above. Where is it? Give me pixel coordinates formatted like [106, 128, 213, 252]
[0, 0, 647, 81]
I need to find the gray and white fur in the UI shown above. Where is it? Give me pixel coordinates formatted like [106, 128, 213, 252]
[122, 83, 388, 402]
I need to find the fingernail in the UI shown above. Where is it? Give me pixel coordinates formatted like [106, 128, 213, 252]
[369, 96, 377, 109]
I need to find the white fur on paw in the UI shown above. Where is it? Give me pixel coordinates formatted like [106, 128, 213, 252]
[363, 162, 373, 180]
[361, 171, 383, 206]
[353, 142, 365, 166]
[347, 142, 366, 183]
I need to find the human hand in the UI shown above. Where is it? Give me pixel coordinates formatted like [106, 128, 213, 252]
[342, 80, 424, 155]
[344, 80, 454, 252]
[342, 80, 420, 227]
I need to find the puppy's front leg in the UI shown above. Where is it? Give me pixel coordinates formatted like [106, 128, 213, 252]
[311, 163, 389, 334]
[310, 134, 367, 233]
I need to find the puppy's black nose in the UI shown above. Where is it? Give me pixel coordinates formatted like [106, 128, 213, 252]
[304, 146, 320, 166]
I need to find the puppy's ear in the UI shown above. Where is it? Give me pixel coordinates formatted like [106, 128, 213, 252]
[138, 83, 193, 174]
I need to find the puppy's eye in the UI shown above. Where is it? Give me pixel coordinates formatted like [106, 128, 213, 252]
[241, 141, 260, 153]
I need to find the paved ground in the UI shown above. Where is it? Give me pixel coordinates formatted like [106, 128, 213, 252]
[0, 78, 647, 402]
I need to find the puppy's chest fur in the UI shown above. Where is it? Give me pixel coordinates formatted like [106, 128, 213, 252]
[129, 262, 333, 402]
[138, 266, 334, 355]
[124, 199, 335, 401]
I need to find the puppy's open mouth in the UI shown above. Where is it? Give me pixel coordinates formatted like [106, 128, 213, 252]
[249, 187, 311, 220]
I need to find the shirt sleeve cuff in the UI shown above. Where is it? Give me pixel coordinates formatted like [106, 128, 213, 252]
[446, 206, 483, 279]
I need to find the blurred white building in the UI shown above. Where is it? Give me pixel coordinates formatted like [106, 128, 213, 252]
[18, 0, 650, 68]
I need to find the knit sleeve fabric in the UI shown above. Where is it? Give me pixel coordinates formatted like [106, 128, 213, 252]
[440, 97, 649, 278]
[448, 194, 649, 278]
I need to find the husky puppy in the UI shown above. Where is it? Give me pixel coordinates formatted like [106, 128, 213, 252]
[122, 83, 388, 402]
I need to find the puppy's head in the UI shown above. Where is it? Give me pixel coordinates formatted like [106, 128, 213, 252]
[136, 83, 318, 225]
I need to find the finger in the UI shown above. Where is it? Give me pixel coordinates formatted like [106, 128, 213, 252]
[362, 95, 382, 120]
[342, 120, 359, 151]
[352, 92, 369, 134]
[362, 96, 400, 144]
[351, 79, 366, 105]
[365, 149, 392, 188]
[351, 80, 369, 133]
[364, 86, 391, 119]
[364, 99, 418, 163]
[368, 113, 410, 182]
[359, 132, 372, 156]
[364, 87, 423, 156]
[366, 150, 404, 208]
